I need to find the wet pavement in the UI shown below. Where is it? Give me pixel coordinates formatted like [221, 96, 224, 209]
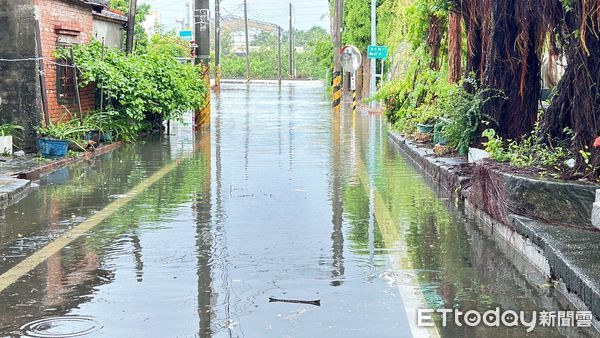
[0, 82, 595, 337]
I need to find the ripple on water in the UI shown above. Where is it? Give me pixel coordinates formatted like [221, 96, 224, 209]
[274, 257, 378, 282]
[20, 316, 102, 337]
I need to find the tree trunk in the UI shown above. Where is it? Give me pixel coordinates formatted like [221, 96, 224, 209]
[542, 2, 600, 172]
[480, 0, 539, 140]
[427, 15, 444, 70]
[448, 11, 462, 83]
[463, 0, 483, 79]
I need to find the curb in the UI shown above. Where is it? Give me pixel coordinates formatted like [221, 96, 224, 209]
[0, 141, 124, 210]
[388, 131, 600, 325]
[388, 132, 471, 196]
[14, 141, 124, 181]
[0, 178, 31, 209]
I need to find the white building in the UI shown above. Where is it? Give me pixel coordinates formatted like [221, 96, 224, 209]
[142, 11, 161, 37]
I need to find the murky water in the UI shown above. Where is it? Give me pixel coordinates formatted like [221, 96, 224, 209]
[0, 83, 594, 337]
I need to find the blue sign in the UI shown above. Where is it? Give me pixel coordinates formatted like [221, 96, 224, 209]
[367, 45, 389, 59]
[179, 30, 193, 41]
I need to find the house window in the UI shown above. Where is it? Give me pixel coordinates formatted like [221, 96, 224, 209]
[56, 60, 76, 105]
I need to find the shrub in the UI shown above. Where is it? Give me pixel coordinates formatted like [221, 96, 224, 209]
[441, 77, 503, 155]
[56, 39, 207, 129]
[377, 59, 450, 132]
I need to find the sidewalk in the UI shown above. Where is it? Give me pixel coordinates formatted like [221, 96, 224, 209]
[0, 142, 123, 209]
[389, 132, 600, 325]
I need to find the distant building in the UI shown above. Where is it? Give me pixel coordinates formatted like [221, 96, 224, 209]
[142, 11, 162, 38]
[0, 0, 126, 148]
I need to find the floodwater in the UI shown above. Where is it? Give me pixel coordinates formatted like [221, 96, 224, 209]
[0, 82, 594, 337]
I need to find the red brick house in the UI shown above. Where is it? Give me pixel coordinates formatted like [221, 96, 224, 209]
[36, 0, 127, 123]
[0, 0, 126, 148]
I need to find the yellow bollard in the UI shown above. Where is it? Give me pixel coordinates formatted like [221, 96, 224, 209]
[332, 71, 342, 113]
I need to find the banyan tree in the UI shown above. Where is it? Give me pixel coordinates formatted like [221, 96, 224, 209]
[452, 0, 600, 173]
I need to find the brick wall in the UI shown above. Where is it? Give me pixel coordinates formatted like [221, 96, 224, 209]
[35, 0, 95, 123]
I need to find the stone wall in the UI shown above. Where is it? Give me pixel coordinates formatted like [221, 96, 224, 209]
[0, 0, 43, 149]
[468, 161, 598, 229]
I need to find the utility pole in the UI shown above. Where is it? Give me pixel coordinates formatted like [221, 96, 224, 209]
[244, 0, 251, 82]
[194, 0, 211, 129]
[370, 0, 376, 108]
[278, 26, 283, 85]
[185, 2, 190, 28]
[125, 0, 137, 54]
[332, 0, 343, 113]
[288, 3, 294, 79]
[214, 0, 221, 91]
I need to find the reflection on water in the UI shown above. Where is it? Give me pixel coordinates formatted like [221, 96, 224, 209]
[0, 83, 594, 337]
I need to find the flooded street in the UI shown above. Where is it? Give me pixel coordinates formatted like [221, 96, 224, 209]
[0, 83, 591, 337]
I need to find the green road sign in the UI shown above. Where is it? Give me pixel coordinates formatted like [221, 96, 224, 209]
[367, 45, 388, 59]
[179, 30, 193, 42]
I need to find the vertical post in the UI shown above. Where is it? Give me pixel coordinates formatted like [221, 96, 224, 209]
[185, 2, 190, 28]
[100, 38, 105, 113]
[351, 72, 357, 115]
[126, 0, 137, 54]
[214, 0, 221, 91]
[69, 48, 83, 122]
[35, 19, 50, 126]
[369, 0, 376, 108]
[194, 0, 211, 129]
[332, 0, 343, 113]
[380, 59, 384, 85]
[243, 0, 251, 82]
[278, 26, 283, 85]
[289, 3, 293, 79]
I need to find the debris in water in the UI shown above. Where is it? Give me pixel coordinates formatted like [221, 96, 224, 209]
[269, 297, 321, 306]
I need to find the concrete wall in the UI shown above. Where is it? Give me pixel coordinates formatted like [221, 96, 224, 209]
[0, 0, 43, 149]
[93, 17, 124, 50]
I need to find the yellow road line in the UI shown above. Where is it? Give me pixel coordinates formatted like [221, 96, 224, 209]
[0, 158, 184, 294]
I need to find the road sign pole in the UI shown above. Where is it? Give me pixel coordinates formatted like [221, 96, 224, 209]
[370, 0, 376, 109]
[351, 72, 357, 115]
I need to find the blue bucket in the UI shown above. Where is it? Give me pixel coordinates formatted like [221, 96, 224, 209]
[38, 137, 69, 158]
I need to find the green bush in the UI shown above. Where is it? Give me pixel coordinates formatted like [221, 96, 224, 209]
[56, 38, 207, 129]
[482, 119, 572, 171]
[440, 77, 496, 155]
[377, 59, 449, 132]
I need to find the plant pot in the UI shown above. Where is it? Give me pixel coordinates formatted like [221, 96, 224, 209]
[468, 147, 490, 163]
[101, 130, 113, 143]
[84, 130, 102, 143]
[38, 137, 69, 158]
[0, 136, 13, 155]
[85, 130, 113, 143]
[416, 123, 434, 134]
[433, 130, 447, 145]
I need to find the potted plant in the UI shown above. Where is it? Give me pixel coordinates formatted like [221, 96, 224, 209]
[415, 105, 438, 134]
[36, 121, 89, 157]
[0, 124, 24, 155]
[83, 112, 116, 144]
[434, 118, 450, 145]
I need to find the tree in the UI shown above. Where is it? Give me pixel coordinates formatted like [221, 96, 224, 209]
[541, 1, 600, 173]
[109, 0, 151, 52]
[462, 0, 541, 140]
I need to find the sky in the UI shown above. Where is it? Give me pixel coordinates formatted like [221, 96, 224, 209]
[139, 0, 330, 32]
